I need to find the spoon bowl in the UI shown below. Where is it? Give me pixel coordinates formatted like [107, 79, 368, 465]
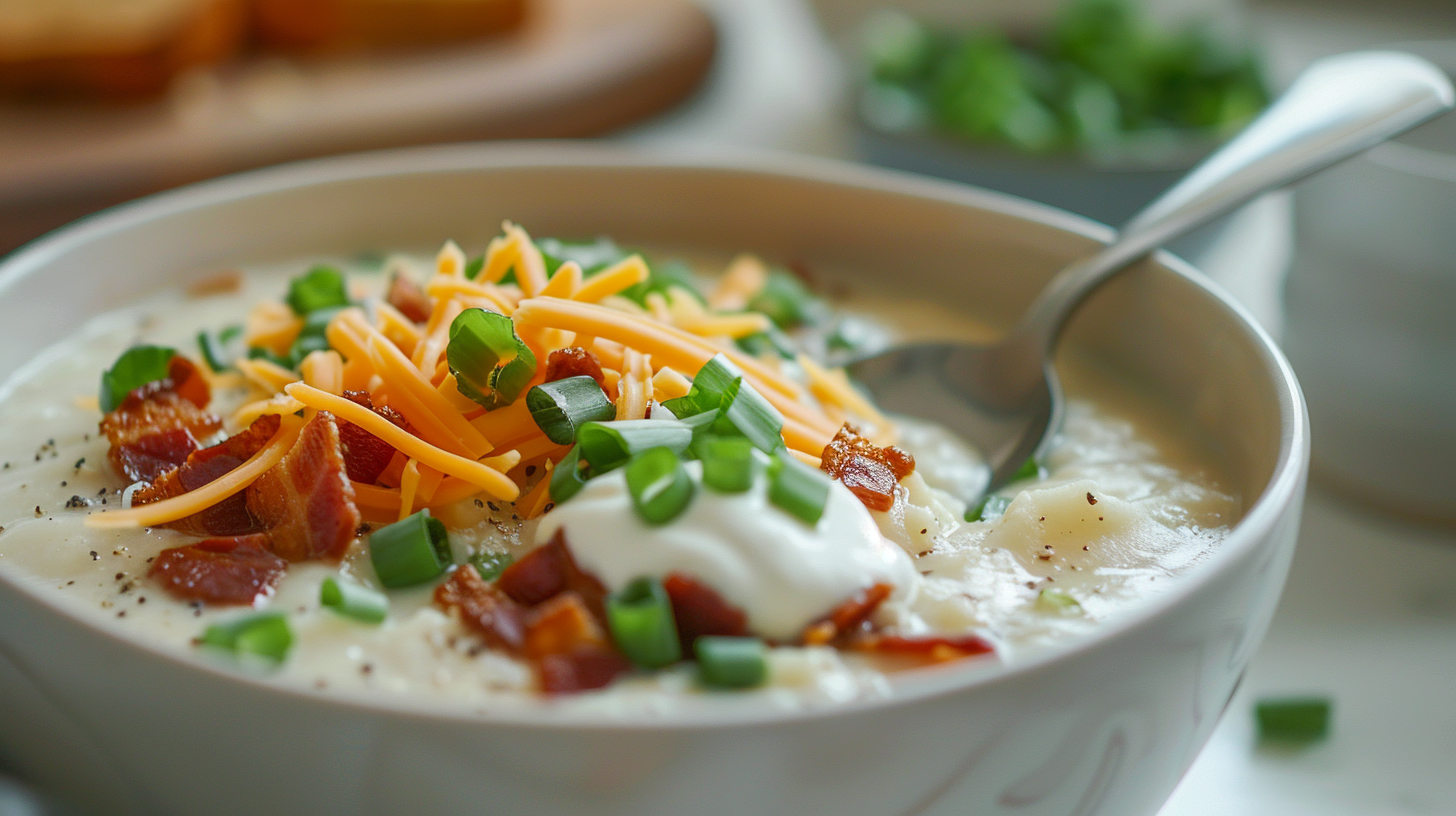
[848, 50, 1455, 495]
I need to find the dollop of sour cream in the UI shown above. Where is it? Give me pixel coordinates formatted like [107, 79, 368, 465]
[534, 461, 920, 641]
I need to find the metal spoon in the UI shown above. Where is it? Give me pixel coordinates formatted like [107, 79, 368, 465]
[847, 51, 1455, 497]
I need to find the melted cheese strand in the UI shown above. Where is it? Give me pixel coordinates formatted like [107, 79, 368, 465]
[285, 383, 520, 500]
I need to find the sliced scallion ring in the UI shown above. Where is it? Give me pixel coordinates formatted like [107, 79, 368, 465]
[606, 577, 682, 668]
[699, 435, 757, 493]
[767, 452, 831, 526]
[368, 509, 453, 588]
[285, 265, 350, 315]
[319, 577, 388, 624]
[470, 551, 514, 582]
[199, 612, 293, 663]
[446, 308, 537, 410]
[549, 445, 592, 504]
[624, 447, 695, 525]
[712, 377, 785, 454]
[695, 636, 768, 688]
[577, 420, 694, 473]
[526, 376, 616, 445]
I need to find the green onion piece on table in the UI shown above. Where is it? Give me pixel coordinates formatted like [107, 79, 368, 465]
[98, 345, 176, 413]
[369, 509, 453, 588]
[199, 612, 293, 663]
[747, 270, 824, 329]
[319, 577, 389, 624]
[712, 377, 786, 454]
[696, 636, 768, 689]
[470, 551, 515, 582]
[549, 445, 592, 504]
[625, 447, 695, 525]
[767, 453, 831, 526]
[526, 376, 617, 445]
[606, 576, 682, 668]
[699, 436, 757, 493]
[1255, 697, 1331, 745]
[285, 265, 350, 315]
[577, 420, 694, 473]
[446, 308, 537, 410]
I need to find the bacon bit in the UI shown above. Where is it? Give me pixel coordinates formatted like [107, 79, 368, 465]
[135, 415, 281, 537]
[537, 649, 633, 695]
[186, 270, 243, 299]
[433, 566, 526, 652]
[820, 424, 915, 512]
[337, 390, 407, 484]
[147, 535, 287, 605]
[662, 572, 748, 655]
[803, 583, 892, 645]
[1087, 492, 1098, 505]
[101, 359, 222, 483]
[496, 530, 608, 619]
[542, 346, 607, 391]
[386, 273, 433, 324]
[856, 633, 995, 663]
[524, 592, 608, 659]
[246, 412, 360, 562]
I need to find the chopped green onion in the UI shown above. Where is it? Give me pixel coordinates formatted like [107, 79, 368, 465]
[463, 255, 485, 280]
[319, 577, 388, 623]
[699, 436, 757, 493]
[1255, 697, 1331, 744]
[663, 354, 744, 418]
[446, 308, 537, 410]
[696, 636, 768, 688]
[549, 445, 592, 504]
[247, 346, 293, 369]
[285, 265, 350, 315]
[199, 612, 293, 663]
[577, 420, 694, 473]
[1035, 588, 1081, 615]
[735, 327, 797, 360]
[619, 259, 704, 306]
[712, 377, 786, 454]
[967, 494, 1011, 522]
[526, 376, 616, 445]
[768, 453, 831, 526]
[197, 331, 236, 373]
[470, 551, 515, 582]
[748, 269, 824, 329]
[99, 345, 176, 413]
[625, 447, 695, 525]
[538, 236, 627, 275]
[1010, 457, 1042, 483]
[219, 325, 243, 343]
[606, 577, 682, 668]
[369, 509, 453, 588]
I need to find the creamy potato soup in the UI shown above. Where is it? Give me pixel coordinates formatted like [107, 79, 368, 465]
[0, 227, 1237, 713]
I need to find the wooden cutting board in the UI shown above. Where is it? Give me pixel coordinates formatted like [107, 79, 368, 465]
[0, 0, 716, 253]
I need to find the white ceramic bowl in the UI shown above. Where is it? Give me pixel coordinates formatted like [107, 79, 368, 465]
[0, 144, 1307, 816]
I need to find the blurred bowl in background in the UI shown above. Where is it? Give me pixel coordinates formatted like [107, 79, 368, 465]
[1284, 41, 1456, 523]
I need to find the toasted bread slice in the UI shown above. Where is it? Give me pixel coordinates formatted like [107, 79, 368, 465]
[252, 0, 527, 52]
[0, 0, 246, 98]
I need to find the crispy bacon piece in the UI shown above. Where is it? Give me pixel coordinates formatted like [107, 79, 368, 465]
[434, 567, 527, 652]
[524, 592, 609, 659]
[820, 424, 915, 512]
[856, 633, 995, 663]
[101, 357, 222, 483]
[147, 534, 288, 605]
[537, 650, 633, 695]
[542, 347, 606, 391]
[337, 390, 407, 484]
[662, 572, 748, 655]
[496, 530, 608, 619]
[246, 412, 360, 561]
[386, 273, 433, 324]
[803, 583, 893, 645]
[134, 414, 282, 537]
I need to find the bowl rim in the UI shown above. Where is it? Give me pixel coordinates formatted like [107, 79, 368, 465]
[0, 141, 1308, 731]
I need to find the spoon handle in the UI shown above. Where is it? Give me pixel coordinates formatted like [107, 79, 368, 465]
[1015, 50, 1454, 354]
